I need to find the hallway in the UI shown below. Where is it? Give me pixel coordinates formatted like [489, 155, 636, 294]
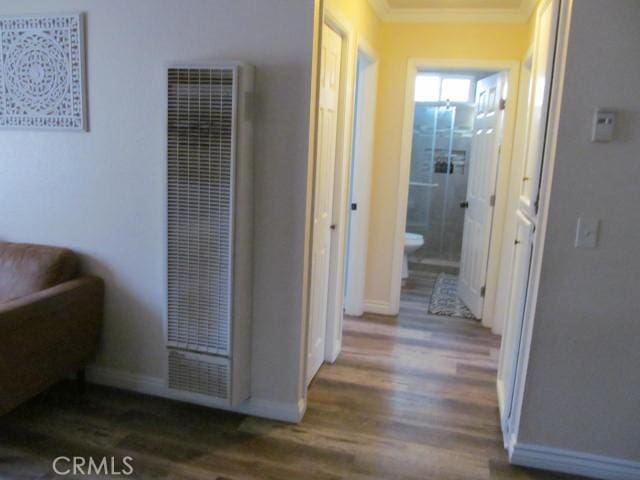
[310, 265, 575, 479]
[0, 270, 581, 479]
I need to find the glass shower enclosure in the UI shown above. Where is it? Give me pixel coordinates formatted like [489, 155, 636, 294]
[406, 102, 474, 264]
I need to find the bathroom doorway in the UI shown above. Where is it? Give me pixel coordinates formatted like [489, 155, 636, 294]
[400, 68, 508, 321]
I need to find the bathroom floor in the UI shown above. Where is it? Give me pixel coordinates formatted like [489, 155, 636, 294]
[403, 261, 478, 320]
[402, 260, 460, 306]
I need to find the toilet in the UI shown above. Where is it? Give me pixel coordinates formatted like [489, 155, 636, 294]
[403, 232, 424, 279]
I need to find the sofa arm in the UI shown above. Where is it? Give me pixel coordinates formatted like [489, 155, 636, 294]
[0, 276, 105, 414]
[0, 276, 104, 335]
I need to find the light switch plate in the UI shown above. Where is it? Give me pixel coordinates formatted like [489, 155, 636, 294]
[575, 217, 599, 248]
[591, 109, 616, 142]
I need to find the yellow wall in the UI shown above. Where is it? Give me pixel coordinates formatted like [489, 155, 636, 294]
[316, 0, 536, 308]
[324, 0, 381, 51]
[365, 21, 530, 305]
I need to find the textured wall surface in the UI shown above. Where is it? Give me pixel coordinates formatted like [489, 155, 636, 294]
[520, 0, 640, 460]
[0, 0, 316, 409]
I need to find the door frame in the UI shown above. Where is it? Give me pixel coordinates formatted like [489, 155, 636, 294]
[505, 0, 571, 454]
[306, 20, 345, 385]
[323, 9, 379, 364]
[305, 8, 357, 384]
[343, 46, 378, 318]
[391, 58, 520, 330]
[493, 46, 534, 337]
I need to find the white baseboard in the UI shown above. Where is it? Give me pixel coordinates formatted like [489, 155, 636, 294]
[363, 299, 396, 315]
[86, 365, 306, 424]
[495, 379, 510, 448]
[325, 338, 342, 363]
[510, 442, 640, 480]
[344, 306, 364, 316]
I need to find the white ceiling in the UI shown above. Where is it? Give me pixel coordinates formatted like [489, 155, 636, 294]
[368, 0, 537, 22]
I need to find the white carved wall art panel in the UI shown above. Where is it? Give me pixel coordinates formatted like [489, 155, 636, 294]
[0, 14, 86, 130]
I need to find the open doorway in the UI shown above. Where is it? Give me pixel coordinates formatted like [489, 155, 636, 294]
[344, 48, 378, 318]
[401, 68, 507, 322]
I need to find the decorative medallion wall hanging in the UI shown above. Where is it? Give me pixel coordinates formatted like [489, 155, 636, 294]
[0, 13, 87, 130]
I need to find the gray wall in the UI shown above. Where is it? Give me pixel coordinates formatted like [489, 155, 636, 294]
[520, 0, 640, 460]
[0, 0, 315, 408]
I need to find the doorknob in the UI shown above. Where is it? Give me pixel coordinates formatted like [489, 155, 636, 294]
[330, 224, 336, 230]
[460, 201, 469, 209]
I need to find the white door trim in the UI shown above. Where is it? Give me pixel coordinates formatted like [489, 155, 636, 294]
[307, 21, 344, 385]
[493, 45, 534, 337]
[391, 58, 520, 326]
[344, 48, 378, 317]
[506, 0, 572, 451]
[320, 8, 358, 365]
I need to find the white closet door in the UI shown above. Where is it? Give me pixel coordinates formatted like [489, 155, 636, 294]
[497, 0, 560, 432]
[307, 24, 342, 385]
[497, 211, 534, 428]
[458, 72, 506, 319]
[519, 0, 560, 215]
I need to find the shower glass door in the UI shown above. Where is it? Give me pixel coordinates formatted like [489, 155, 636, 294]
[406, 102, 473, 264]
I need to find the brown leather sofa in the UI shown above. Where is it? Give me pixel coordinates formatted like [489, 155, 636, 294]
[0, 242, 104, 415]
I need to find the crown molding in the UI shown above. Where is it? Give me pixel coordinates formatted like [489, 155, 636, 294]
[521, 0, 539, 21]
[367, 0, 538, 23]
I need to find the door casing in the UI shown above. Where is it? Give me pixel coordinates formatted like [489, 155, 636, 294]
[306, 22, 344, 385]
[493, 47, 533, 337]
[344, 49, 378, 317]
[392, 59, 520, 332]
[306, 7, 365, 386]
[502, 0, 570, 453]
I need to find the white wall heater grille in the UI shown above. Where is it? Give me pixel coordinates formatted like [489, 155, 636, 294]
[166, 63, 254, 405]
[167, 68, 233, 355]
[168, 350, 229, 399]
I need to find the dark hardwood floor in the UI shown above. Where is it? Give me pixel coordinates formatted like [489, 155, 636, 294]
[0, 265, 584, 479]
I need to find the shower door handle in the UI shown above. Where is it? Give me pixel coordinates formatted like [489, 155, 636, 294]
[460, 201, 469, 209]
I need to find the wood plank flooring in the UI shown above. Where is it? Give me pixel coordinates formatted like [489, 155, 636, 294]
[0, 265, 584, 479]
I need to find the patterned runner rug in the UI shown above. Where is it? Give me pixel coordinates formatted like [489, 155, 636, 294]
[428, 273, 478, 320]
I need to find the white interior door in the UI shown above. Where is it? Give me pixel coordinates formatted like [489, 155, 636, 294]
[307, 24, 342, 385]
[344, 52, 377, 316]
[497, 210, 534, 428]
[497, 0, 559, 429]
[519, 0, 559, 215]
[458, 72, 506, 319]
[492, 51, 532, 337]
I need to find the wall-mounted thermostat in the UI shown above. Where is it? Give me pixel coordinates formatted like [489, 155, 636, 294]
[591, 109, 616, 142]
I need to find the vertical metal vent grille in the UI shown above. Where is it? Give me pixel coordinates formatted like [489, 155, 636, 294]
[167, 67, 235, 355]
[168, 351, 229, 400]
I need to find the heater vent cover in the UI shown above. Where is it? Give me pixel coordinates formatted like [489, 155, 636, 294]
[167, 67, 236, 355]
[168, 350, 229, 400]
[166, 62, 254, 407]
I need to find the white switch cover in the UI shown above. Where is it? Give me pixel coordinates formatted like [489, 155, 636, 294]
[591, 110, 616, 142]
[575, 217, 599, 248]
